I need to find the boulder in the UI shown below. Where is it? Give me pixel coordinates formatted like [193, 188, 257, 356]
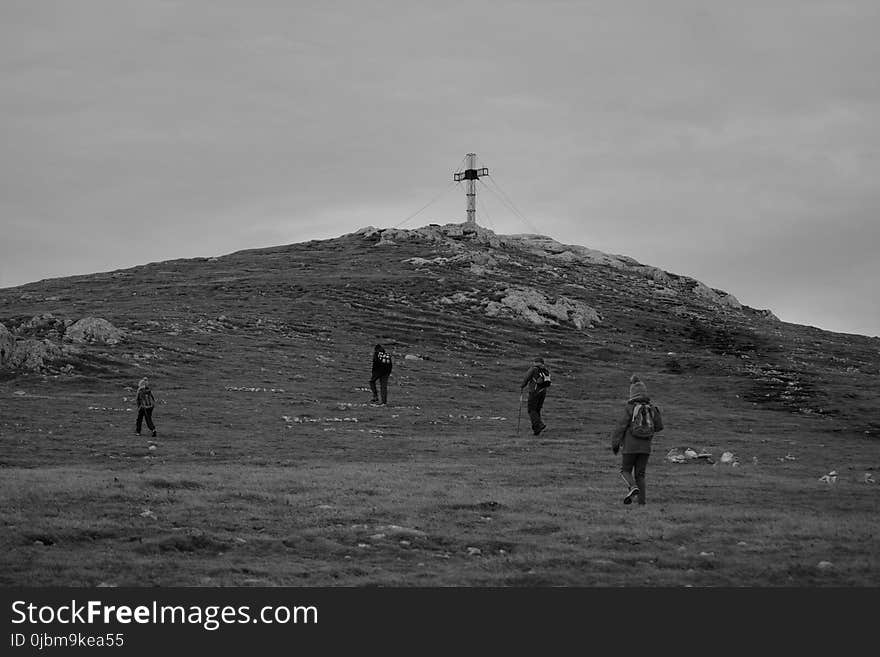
[19, 312, 62, 333]
[64, 317, 125, 345]
[9, 339, 63, 370]
[0, 322, 14, 367]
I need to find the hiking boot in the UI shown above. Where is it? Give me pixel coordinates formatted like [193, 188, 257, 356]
[533, 424, 547, 436]
[151, 430, 157, 437]
[623, 487, 640, 505]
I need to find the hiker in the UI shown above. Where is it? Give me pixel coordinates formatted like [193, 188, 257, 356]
[611, 374, 663, 505]
[135, 377, 158, 437]
[369, 344, 393, 405]
[520, 357, 551, 436]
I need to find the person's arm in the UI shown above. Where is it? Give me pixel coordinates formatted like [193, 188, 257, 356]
[520, 366, 535, 389]
[610, 405, 631, 454]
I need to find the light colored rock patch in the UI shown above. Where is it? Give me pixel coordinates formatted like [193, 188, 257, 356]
[64, 317, 126, 345]
[691, 281, 742, 308]
[358, 222, 758, 315]
[485, 287, 601, 329]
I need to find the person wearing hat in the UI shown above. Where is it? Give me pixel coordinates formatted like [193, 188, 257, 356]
[520, 356, 551, 436]
[135, 377, 158, 437]
[610, 374, 663, 505]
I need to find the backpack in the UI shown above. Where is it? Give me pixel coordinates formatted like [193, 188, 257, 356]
[140, 389, 155, 409]
[377, 351, 392, 366]
[533, 367, 551, 390]
[630, 402, 655, 439]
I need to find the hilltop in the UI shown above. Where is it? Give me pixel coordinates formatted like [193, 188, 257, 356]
[1, 223, 878, 586]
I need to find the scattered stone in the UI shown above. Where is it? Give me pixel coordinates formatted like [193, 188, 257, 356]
[864, 473, 876, 484]
[666, 448, 686, 463]
[819, 471, 838, 484]
[374, 525, 427, 539]
[591, 559, 616, 567]
[666, 447, 714, 464]
[720, 451, 736, 464]
[817, 561, 833, 570]
[139, 509, 157, 519]
[466, 547, 482, 556]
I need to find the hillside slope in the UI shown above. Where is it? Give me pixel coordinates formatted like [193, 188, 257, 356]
[1, 223, 878, 586]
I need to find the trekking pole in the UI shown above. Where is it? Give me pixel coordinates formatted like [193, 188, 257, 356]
[517, 391, 523, 434]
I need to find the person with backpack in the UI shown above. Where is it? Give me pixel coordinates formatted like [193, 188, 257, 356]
[369, 344, 393, 406]
[610, 374, 663, 505]
[520, 357, 551, 436]
[135, 377, 158, 437]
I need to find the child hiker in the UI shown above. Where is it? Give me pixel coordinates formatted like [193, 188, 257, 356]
[610, 374, 663, 505]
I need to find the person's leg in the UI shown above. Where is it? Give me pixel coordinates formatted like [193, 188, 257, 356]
[369, 376, 379, 402]
[619, 453, 636, 489]
[527, 393, 541, 433]
[136, 408, 144, 434]
[145, 408, 156, 433]
[619, 453, 640, 504]
[534, 390, 546, 431]
[379, 375, 389, 404]
[634, 454, 649, 504]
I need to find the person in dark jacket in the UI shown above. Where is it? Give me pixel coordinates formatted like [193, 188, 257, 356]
[610, 374, 663, 505]
[135, 377, 157, 437]
[520, 357, 550, 436]
[369, 344, 393, 406]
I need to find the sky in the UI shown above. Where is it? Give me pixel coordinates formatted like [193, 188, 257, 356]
[1, 0, 878, 337]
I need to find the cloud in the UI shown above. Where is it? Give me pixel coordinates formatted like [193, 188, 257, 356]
[1, 0, 878, 335]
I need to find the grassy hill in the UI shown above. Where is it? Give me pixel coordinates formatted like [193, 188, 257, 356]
[1, 223, 878, 586]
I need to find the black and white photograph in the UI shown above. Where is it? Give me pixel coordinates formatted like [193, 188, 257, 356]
[1, 0, 878, 624]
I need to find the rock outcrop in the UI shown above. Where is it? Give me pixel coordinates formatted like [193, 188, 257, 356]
[64, 317, 125, 345]
[484, 287, 601, 329]
[8, 339, 63, 370]
[368, 223, 751, 313]
[0, 322, 14, 367]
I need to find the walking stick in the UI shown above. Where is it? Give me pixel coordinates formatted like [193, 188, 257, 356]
[517, 391, 523, 434]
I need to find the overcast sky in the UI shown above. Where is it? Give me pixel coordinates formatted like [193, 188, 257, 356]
[2, 0, 878, 337]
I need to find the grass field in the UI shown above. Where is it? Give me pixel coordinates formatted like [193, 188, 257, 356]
[1, 228, 878, 586]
